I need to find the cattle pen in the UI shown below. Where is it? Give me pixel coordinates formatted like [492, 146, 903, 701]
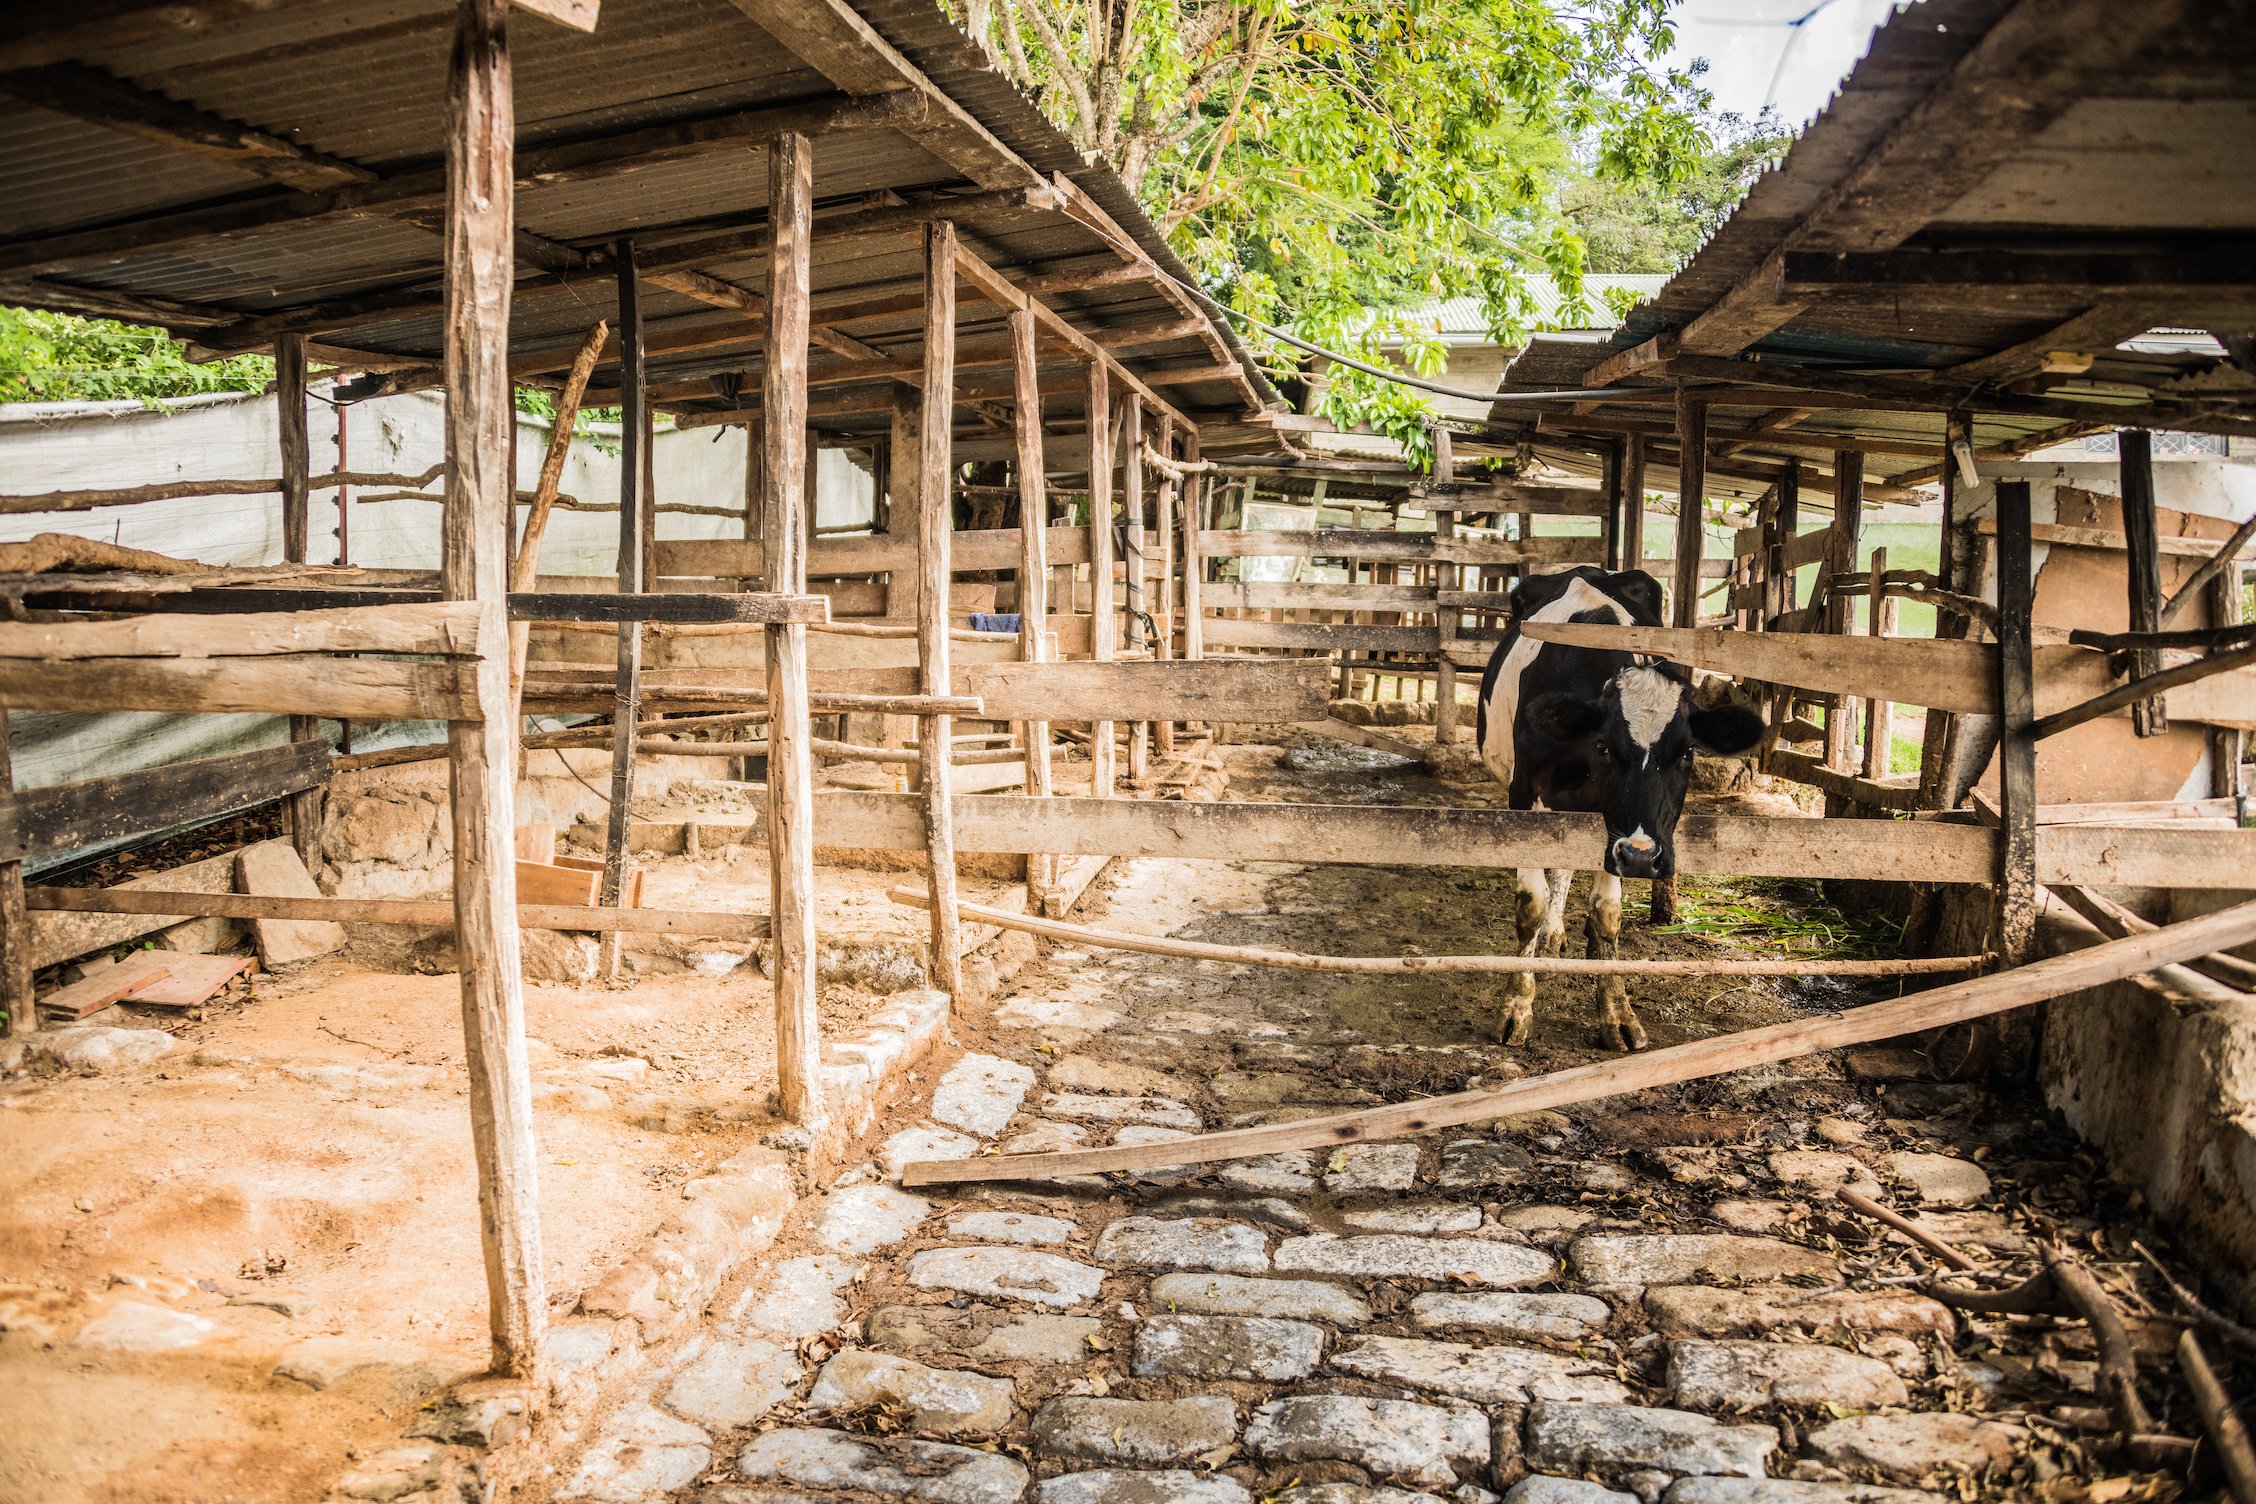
[2, 1, 2255, 1502]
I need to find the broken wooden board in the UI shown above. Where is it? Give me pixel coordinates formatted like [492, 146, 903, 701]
[902, 897, 2256, 1185]
[234, 839, 347, 966]
[36, 951, 173, 1022]
[127, 951, 256, 1009]
[514, 859, 600, 907]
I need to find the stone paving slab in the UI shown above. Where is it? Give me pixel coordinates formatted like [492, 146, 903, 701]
[907, 1247, 1106, 1309]
[1243, 1394, 1490, 1488]
[1094, 1217, 1270, 1273]
[1410, 1291, 1611, 1340]
[1523, 1403, 1777, 1480]
[1273, 1233, 1554, 1286]
[1131, 1313, 1325, 1381]
[1147, 1272, 1373, 1325]
[1331, 1333, 1633, 1404]
[736, 1427, 1030, 1503]
[1031, 1395, 1240, 1466]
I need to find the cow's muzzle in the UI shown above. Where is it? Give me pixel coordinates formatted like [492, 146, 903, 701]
[1612, 832, 1665, 879]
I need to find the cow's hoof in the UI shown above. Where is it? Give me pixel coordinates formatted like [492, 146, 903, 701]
[1603, 1013, 1649, 1052]
[1499, 1006, 1535, 1047]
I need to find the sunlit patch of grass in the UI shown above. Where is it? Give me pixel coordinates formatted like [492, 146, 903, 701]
[1656, 875, 1904, 960]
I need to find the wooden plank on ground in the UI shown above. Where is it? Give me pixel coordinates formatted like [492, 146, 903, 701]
[901, 897, 2256, 1183]
[234, 839, 346, 966]
[35, 951, 173, 1022]
[513, 859, 600, 906]
[127, 951, 256, 1008]
[0, 741, 331, 864]
[805, 793, 2256, 889]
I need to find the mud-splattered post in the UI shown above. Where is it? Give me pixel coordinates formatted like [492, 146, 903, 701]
[919, 220, 963, 995]
[442, 0, 544, 1377]
[1995, 478, 2038, 963]
[765, 130, 822, 1126]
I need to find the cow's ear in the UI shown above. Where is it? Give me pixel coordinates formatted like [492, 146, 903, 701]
[1689, 703, 1766, 756]
[1526, 690, 1604, 741]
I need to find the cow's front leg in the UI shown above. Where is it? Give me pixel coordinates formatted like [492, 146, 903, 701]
[1502, 866, 1549, 1045]
[1587, 870, 1647, 1051]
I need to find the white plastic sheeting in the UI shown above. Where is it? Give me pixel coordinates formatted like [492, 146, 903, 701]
[0, 386, 873, 807]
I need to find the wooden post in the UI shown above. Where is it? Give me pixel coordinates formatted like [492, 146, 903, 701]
[598, 239, 646, 980]
[1824, 452, 1865, 774]
[1672, 390, 1706, 628]
[1154, 416, 1176, 758]
[1008, 306, 1055, 911]
[1600, 435, 1624, 572]
[1769, 456, 1799, 625]
[1862, 546, 1895, 779]
[919, 220, 962, 995]
[1086, 361, 1116, 797]
[276, 332, 322, 860]
[1995, 478, 2039, 964]
[1433, 425, 1460, 744]
[1621, 436, 1646, 576]
[2119, 429, 2167, 735]
[1181, 429, 1205, 662]
[764, 130, 822, 1124]
[1122, 394, 1149, 784]
[0, 711, 33, 1039]
[2213, 546, 2247, 805]
[441, 0, 544, 1378]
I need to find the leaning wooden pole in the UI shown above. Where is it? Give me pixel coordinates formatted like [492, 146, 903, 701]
[901, 896, 2256, 1185]
[440, 0, 544, 1376]
[764, 129, 822, 1126]
[1008, 306, 1056, 913]
[509, 319, 607, 699]
[918, 220, 963, 996]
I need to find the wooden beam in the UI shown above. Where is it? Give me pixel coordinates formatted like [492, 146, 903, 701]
[717, 0, 1034, 190]
[1088, 361, 1117, 797]
[1202, 618, 1443, 654]
[275, 332, 322, 860]
[654, 524, 1092, 581]
[0, 657, 473, 719]
[0, 741, 330, 866]
[25, 887, 768, 940]
[1949, 303, 2164, 388]
[1009, 304, 1055, 909]
[764, 128, 822, 1127]
[598, 241, 647, 981]
[1622, 436, 1647, 570]
[1780, 246, 2256, 295]
[900, 897, 2256, 1183]
[2032, 644, 2256, 743]
[0, 63, 377, 191]
[919, 218, 964, 996]
[2119, 429, 2167, 734]
[0, 91, 917, 281]
[441, 0, 544, 1381]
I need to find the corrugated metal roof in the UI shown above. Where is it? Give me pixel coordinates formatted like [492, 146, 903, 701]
[1365, 276, 1670, 342]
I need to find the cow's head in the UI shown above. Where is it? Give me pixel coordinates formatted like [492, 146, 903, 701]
[1524, 665, 1764, 878]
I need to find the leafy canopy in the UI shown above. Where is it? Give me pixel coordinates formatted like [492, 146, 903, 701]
[1563, 109, 1789, 274]
[971, 0, 1714, 451]
[0, 306, 271, 406]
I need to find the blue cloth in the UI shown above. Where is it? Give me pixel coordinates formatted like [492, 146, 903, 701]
[972, 613, 1021, 634]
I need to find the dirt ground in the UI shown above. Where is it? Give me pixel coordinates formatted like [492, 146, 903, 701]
[0, 829, 994, 1504]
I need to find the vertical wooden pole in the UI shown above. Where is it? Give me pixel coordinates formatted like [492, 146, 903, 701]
[1432, 425, 1459, 744]
[1086, 361, 1116, 797]
[1600, 435, 1624, 572]
[1181, 430, 1204, 662]
[1995, 478, 2038, 964]
[0, 712, 33, 1039]
[598, 239, 646, 979]
[1122, 394, 1149, 784]
[1008, 306, 1055, 912]
[764, 130, 822, 1123]
[442, 0, 543, 1378]
[1771, 457, 1800, 623]
[1672, 391, 1706, 628]
[2119, 428, 2167, 735]
[1862, 546, 1894, 778]
[919, 221, 963, 996]
[276, 332, 322, 860]
[1621, 436, 1646, 577]
[2212, 554, 2247, 805]
[1154, 416, 1176, 758]
[1824, 452, 1865, 774]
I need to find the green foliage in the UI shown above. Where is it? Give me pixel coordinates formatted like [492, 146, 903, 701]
[1562, 108, 1789, 274]
[972, 0, 1716, 448]
[514, 387, 627, 457]
[0, 306, 273, 406]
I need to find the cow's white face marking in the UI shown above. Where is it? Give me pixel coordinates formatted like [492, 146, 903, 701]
[1616, 664, 1682, 757]
[1482, 576, 1629, 787]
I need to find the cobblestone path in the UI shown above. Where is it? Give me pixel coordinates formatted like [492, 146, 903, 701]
[552, 763, 2209, 1504]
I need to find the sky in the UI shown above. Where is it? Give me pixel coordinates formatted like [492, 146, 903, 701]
[1658, 0, 1907, 128]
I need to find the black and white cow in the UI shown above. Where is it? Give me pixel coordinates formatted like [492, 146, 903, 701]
[1476, 566, 1764, 1051]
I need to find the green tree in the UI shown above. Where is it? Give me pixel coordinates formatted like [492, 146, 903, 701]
[1562, 108, 1789, 274]
[0, 306, 272, 405]
[969, 0, 1713, 454]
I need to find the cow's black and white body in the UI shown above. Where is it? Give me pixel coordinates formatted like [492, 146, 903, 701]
[1477, 566, 1764, 1050]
